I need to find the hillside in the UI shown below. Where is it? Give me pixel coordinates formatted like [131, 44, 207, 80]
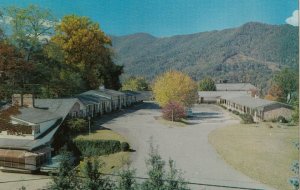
[111, 22, 298, 91]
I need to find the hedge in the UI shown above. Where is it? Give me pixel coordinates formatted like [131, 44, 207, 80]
[73, 139, 121, 157]
[240, 114, 254, 124]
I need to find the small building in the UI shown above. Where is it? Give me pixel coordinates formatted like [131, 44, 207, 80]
[76, 94, 111, 117]
[82, 89, 126, 111]
[221, 96, 293, 122]
[198, 91, 249, 104]
[0, 95, 84, 172]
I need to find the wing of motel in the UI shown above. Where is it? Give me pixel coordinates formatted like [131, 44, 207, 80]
[198, 83, 293, 122]
[0, 89, 152, 172]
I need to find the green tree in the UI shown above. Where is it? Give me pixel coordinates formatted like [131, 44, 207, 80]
[292, 99, 299, 123]
[67, 118, 88, 134]
[198, 77, 216, 91]
[122, 76, 149, 91]
[153, 71, 198, 107]
[80, 158, 115, 190]
[273, 68, 298, 103]
[5, 5, 55, 61]
[142, 144, 166, 190]
[2, 5, 58, 97]
[165, 160, 189, 190]
[141, 144, 190, 190]
[116, 166, 137, 190]
[49, 151, 78, 190]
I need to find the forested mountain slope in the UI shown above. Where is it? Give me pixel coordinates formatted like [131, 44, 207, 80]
[111, 22, 298, 90]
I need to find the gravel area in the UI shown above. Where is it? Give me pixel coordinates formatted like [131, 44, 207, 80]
[100, 102, 276, 190]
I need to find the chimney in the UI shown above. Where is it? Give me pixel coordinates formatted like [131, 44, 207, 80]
[12, 94, 35, 107]
[23, 94, 35, 107]
[12, 94, 23, 106]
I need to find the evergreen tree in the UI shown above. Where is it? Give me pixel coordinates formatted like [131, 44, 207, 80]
[49, 151, 78, 190]
[116, 166, 137, 190]
[79, 158, 115, 190]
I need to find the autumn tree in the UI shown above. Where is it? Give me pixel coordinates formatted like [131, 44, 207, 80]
[162, 101, 185, 121]
[198, 77, 216, 91]
[153, 71, 198, 107]
[52, 15, 122, 90]
[265, 84, 283, 101]
[122, 76, 149, 91]
[1, 5, 57, 97]
[0, 42, 33, 99]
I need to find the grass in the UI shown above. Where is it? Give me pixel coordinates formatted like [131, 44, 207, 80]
[209, 122, 298, 190]
[98, 152, 130, 173]
[75, 129, 130, 173]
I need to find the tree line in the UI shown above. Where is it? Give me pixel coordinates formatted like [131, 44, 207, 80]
[0, 5, 123, 100]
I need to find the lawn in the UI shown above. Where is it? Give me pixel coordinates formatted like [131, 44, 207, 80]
[209, 123, 298, 190]
[75, 129, 130, 173]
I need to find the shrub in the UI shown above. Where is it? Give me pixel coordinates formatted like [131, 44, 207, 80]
[73, 139, 121, 157]
[240, 114, 254, 124]
[277, 116, 288, 123]
[228, 109, 232, 112]
[162, 101, 186, 121]
[121, 142, 130, 152]
[218, 104, 227, 110]
[67, 118, 88, 134]
[232, 110, 240, 115]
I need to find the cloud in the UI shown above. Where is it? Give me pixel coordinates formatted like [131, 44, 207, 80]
[285, 10, 299, 26]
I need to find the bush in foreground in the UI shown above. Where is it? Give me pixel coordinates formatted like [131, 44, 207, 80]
[162, 101, 186, 121]
[47, 144, 190, 190]
[74, 139, 121, 157]
[277, 116, 288, 123]
[240, 114, 254, 124]
[121, 142, 130, 152]
[67, 118, 88, 134]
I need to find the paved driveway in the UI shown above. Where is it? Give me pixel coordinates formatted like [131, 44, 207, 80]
[100, 102, 275, 190]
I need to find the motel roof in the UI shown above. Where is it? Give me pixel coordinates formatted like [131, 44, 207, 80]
[198, 91, 249, 99]
[226, 96, 292, 110]
[35, 98, 82, 120]
[0, 124, 61, 151]
[11, 107, 61, 124]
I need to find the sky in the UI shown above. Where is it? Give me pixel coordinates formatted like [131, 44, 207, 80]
[0, 0, 298, 37]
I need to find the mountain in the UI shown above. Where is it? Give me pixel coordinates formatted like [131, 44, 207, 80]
[111, 22, 298, 91]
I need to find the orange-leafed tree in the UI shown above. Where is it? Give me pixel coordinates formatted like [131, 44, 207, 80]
[265, 84, 283, 101]
[153, 71, 198, 107]
[51, 15, 122, 90]
[0, 41, 33, 99]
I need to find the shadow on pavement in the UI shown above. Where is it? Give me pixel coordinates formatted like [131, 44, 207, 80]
[189, 112, 223, 120]
[92, 102, 159, 128]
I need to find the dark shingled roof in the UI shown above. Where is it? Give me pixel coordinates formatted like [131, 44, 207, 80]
[12, 107, 61, 124]
[76, 94, 110, 106]
[227, 95, 292, 110]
